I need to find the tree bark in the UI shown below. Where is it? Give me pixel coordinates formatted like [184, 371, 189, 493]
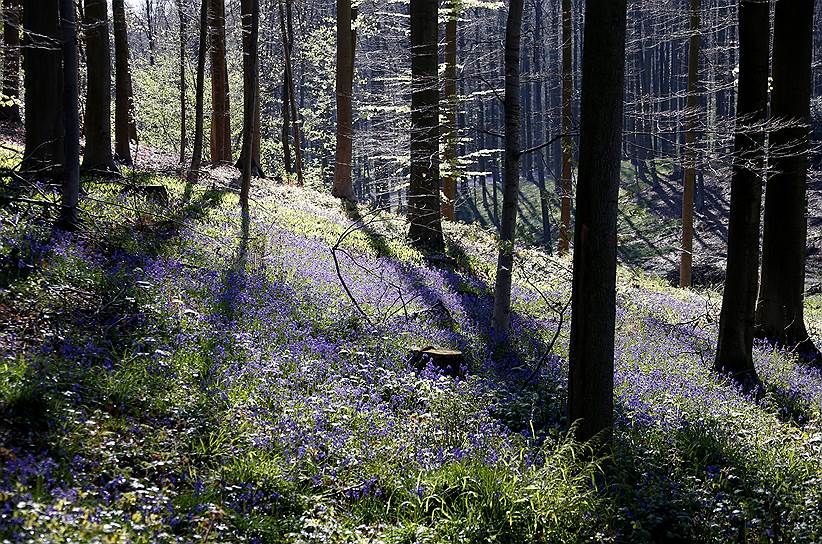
[113, 0, 136, 165]
[558, 0, 573, 254]
[567, 0, 628, 444]
[187, 0, 208, 184]
[57, 0, 80, 231]
[491, 0, 523, 338]
[756, 0, 820, 363]
[441, 1, 458, 221]
[332, 0, 354, 200]
[680, 0, 700, 287]
[82, 0, 117, 173]
[22, 0, 63, 175]
[1, 0, 21, 124]
[239, 0, 259, 225]
[714, 0, 769, 390]
[407, 0, 443, 251]
[208, 0, 231, 163]
[235, 0, 263, 177]
[279, 0, 302, 185]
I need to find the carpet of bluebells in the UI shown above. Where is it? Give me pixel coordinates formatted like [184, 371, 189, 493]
[0, 174, 820, 543]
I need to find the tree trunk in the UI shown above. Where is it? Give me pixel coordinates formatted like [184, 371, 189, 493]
[187, 0, 208, 184]
[567, 0, 628, 444]
[235, 0, 263, 177]
[113, 0, 136, 165]
[756, 0, 820, 363]
[714, 0, 769, 390]
[441, 1, 458, 221]
[332, 0, 355, 200]
[281, 79, 292, 173]
[558, 0, 573, 254]
[491, 0, 523, 338]
[176, 0, 187, 165]
[209, 0, 231, 163]
[145, 0, 155, 65]
[57, 0, 80, 231]
[82, 0, 117, 173]
[279, 0, 302, 185]
[407, 0, 443, 251]
[680, 0, 700, 287]
[1, 0, 21, 123]
[239, 0, 259, 224]
[22, 0, 63, 175]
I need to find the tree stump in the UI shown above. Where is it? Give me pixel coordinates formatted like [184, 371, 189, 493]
[408, 346, 465, 378]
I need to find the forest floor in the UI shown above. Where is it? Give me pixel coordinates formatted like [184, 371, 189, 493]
[0, 144, 821, 542]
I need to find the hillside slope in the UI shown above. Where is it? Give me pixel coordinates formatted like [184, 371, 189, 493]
[0, 174, 820, 543]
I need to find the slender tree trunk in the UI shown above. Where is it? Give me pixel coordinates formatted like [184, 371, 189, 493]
[235, 0, 263, 177]
[280, 0, 302, 185]
[332, 0, 355, 199]
[407, 0, 443, 251]
[441, 1, 458, 221]
[492, 0, 523, 338]
[239, 0, 259, 224]
[57, 0, 80, 231]
[187, 0, 208, 184]
[680, 0, 700, 287]
[145, 0, 155, 65]
[22, 0, 63, 175]
[209, 0, 231, 162]
[715, 0, 769, 390]
[113, 0, 135, 165]
[756, 0, 820, 363]
[567, 0, 628, 444]
[558, 0, 573, 254]
[1, 0, 21, 124]
[281, 79, 292, 173]
[176, 0, 187, 165]
[82, 0, 117, 173]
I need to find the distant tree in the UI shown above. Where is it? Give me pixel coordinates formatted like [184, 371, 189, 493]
[332, 0, 355, 200]
[175, 0, 187, 165]
[680, 0, 701, 287]
[491, 0, 523, 338]
[22, 0, 63, 175]
[567, 0, 628, 443]
[239, 0, 259, 224]
[209, 0, 231, 163]
[57, 0, 80, 230]
[441, 0, 459, 221]
[756, 0, 820, 363]
[1, 0, 22, 124]
[82, 0, 118, 173]
[714, 0, 769, 390]
[279, 0, 303, 185]
[558, 0, 572, 255]
[113, 0, 136, 165]
[407, 0, 444, 251]
[187, 0, 208, 184]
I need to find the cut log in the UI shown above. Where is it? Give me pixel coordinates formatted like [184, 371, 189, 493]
[408, 346, 465, 378]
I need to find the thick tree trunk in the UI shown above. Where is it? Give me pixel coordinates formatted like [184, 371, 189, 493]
[57, 0, 80, 231]
[491, 0, 523, 338]
[558, 0, 573, 254]
[239, 0, 258, 224]
[1, 0, 21, 124]
[82, 0, 117, 173]
[407, 0, 443, 251]
[756, 0, 820, 363]
[680, 0, 700, 287]
[441, 1, 458, 221]
[176, 0, 187, 165]
[187, 0, 208, 184]
[715, 0, 769, 390]
[567, 0, 628, 444]
[332, 0, 354, 200]
[209, 0, 231, 163]
[113, 0, 136, 165]
[22, 0, 63, 175]
[235, 0, 264, 177]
